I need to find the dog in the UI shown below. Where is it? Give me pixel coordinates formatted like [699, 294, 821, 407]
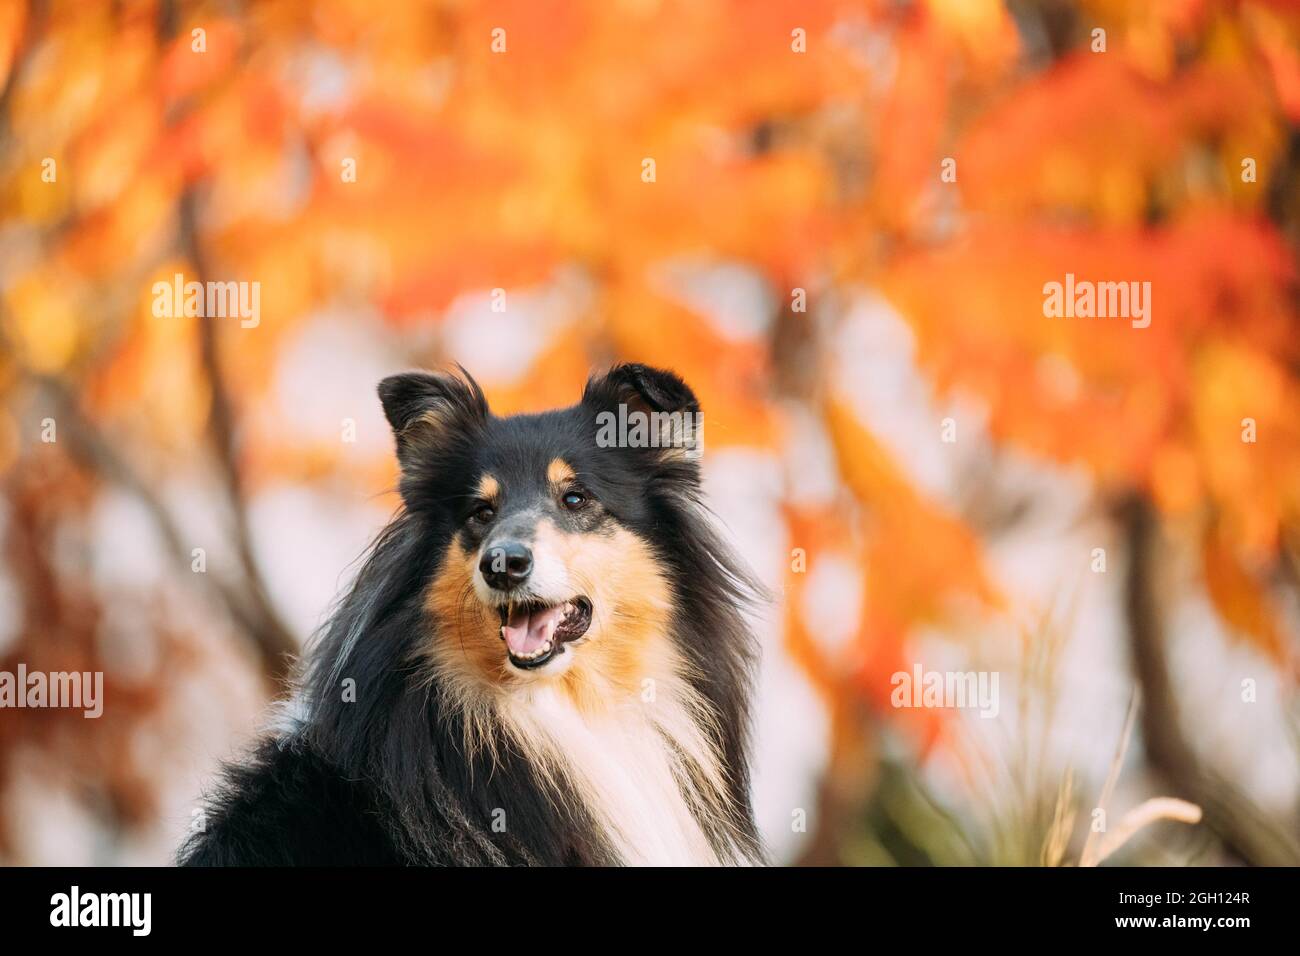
[178, 364, 765, 865]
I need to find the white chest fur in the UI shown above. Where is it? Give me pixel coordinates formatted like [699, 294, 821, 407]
[502, 686, 724, 866]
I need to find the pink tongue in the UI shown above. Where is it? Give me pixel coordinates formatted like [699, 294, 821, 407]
[503, 605, 565, 656]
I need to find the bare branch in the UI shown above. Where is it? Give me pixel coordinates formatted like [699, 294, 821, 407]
[1118, 491, 1300, 866]
[23, 370, 296, 687]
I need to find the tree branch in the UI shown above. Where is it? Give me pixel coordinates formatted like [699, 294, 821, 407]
[175, 189, 300, 687]
[26, 371, 295, 686]
[1117, 491, 1300, 866]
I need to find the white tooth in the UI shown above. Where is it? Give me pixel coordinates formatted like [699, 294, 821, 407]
[510, 638, 557, 663]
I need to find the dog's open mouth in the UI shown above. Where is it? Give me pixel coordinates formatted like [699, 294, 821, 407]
[498, 597, 593, 669]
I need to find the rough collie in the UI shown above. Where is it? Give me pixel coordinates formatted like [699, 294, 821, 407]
[179, 364, 764, 865]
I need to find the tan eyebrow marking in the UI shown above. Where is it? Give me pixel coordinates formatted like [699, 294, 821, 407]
[476, 474, 500, 500]
[547, 458, 575, 486]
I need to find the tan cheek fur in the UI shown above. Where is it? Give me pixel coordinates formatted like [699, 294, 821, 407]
[424, 539, 504, 681]
[536, 521, 676, 713]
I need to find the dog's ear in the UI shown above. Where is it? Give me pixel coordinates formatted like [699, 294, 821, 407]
[583, 364, 704, 472]
[585, 363, 699, 418]
[378, 368, 487, 468]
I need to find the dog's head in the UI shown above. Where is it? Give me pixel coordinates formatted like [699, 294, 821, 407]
[379, 364, 705, 688]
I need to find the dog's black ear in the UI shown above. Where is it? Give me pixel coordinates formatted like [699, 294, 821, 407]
[378, 368, 487, 467]
[584, 363, 699, 417]
[583, 364, 704, 471]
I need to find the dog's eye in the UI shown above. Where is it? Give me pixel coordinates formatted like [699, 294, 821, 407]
[471, 503, 496, 523]
[561, 491, 587, 510]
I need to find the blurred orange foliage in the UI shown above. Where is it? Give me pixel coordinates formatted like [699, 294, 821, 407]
[1, 0, 1298, 831]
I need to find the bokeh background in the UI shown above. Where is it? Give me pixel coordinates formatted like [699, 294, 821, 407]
[1, 0, 1299, 866]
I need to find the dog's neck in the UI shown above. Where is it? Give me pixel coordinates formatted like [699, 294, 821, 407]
[505, 683, 723, 865]
[433, 648, 751, 866]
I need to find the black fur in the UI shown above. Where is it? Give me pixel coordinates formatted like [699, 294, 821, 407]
[179, 364, 764, 866]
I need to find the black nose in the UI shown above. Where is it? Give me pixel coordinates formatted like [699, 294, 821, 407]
[480, 541, 533, 590]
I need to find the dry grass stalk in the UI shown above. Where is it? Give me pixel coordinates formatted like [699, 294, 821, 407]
[1077, 689, 1203, 867]
[1082, 798, 1203, 866]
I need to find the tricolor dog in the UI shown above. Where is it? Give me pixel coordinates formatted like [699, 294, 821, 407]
[180, 364, 764, 866]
